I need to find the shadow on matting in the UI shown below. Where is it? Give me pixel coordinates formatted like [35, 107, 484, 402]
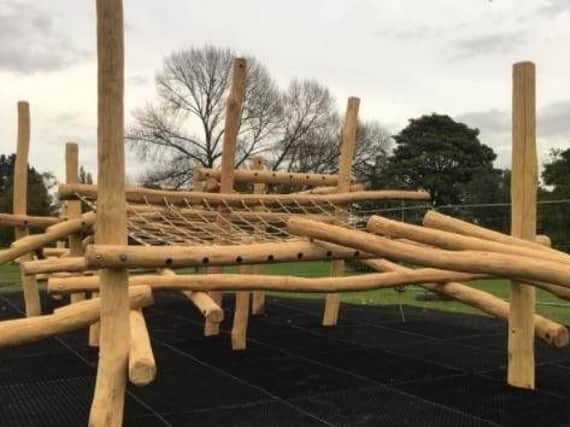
[1, 291, 570, 426]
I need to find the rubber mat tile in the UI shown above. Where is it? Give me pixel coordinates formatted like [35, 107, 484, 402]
[292, 385, 496, 427]
[0, 376, 160, 427]
[306, 324, 436, 350]
[0, 337, 69, 360]
[380, 318, 489, 339]
[392, 340, 506, 373]
[0, 352, 93, 384]
[219, 355, 373, 399]
[127, 346, 267, 414]
[395, 374, 570, 426]
[165, 399, 326, 426]
[313, 347, 462, 385]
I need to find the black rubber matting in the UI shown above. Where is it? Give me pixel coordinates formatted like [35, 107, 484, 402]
[1, 291, 570, 426]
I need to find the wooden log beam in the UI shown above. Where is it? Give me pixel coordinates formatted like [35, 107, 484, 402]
[22, 255, 89, 276]
[295, 183, 365, 195]
[251, 157, 267, 316]
[362, 258, 568, 348]
[508, 61, 537, 389]
[84, 240, 372, 270]
[89, 0, 130, 424]
[194, 167, 351, 187]
[59, 182, 430, 207]
[287, 217, 570, 289]
[324, 96, 360, 326]
[0, 286, 152, 348]
[367, 215, 570, 266]
[42, 247, 70, 258]
[0, 213, 59, 228]
[128, 309, 156, 386]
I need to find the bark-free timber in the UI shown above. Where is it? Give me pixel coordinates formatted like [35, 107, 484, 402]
[89, 0, 130, 424]
[296, 184, 364, 195]
[251, 156, 267, 316]
[85, 240, 371, 269]
[508, 61, 537, 389]
[287, 218, 570, 289]
[0, 213, 59, 228]
[367, 216, 570, 266]
[43, 247, 70, 258]
[362, 258, 568, 348]
[59, 183, 430, 207]
[324, 97, 360, 327]
[129, 309, 156, 386]
[232, 265, 251, 350]
[0, 286, 152, 348]
[13, 101, 41, 317]
[23, 256, 89, 276]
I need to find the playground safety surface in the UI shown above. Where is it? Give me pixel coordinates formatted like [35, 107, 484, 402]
[2, 291, 570, 426]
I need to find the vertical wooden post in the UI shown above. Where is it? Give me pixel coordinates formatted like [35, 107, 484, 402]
[508, 61, 537, 389]
[88, 0, 130, 425]
[14, 101, 41, 317]
[66, 143, 85, 303]
[251, 156, 266, 315]
[322, 97, 360, 326]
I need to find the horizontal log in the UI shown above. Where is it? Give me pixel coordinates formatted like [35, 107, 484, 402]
[367, 215, 570, 266]
[0, 286, 153, 348]
[0, 212, 95, 265]
[84, 240, 373, 269]
[287, 217, 570, 289]
[22, 256, 89, 275]
[160, 269, 224, 323]
[363, 258, 568, 348]
[43, 248, 70, 258]
[48, 269, 503, 293]
[59, 183, 430, 207]
[0, 213, 59, 228]
[423, 210, 567, 258]
[129, 309, 156, 386]
[295, 183, 365, 194]
[194, 167, 349, 186]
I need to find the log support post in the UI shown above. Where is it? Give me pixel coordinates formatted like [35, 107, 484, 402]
[251, 156, 267, 315]
[88, 0, 130, 425]
[14, 101, 41, 317]
[508, 61, 537, 389]
[323, 97, 360, 326]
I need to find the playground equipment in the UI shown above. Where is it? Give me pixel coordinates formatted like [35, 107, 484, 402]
[0, 0, 567, 425]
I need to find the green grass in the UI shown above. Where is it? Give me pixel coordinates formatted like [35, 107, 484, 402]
[1, 260, 569, 323]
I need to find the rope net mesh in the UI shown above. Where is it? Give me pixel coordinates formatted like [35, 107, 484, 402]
[76, 192, 363, 247]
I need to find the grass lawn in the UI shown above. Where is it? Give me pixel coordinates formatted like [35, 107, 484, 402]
[1, 260, 569, 324]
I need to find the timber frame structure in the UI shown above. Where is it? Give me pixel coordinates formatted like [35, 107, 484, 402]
[0, 1, 567, 425]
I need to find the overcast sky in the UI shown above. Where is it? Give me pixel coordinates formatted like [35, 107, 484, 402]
[0, 0, 568, 183]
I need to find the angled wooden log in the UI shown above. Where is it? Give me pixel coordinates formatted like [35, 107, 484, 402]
[287, 218, 570, 289]
[129, 309, 156, 386]
[362, 258, 568, 348]
[0, 286, 152, 348]
[367, 216, 570, 266]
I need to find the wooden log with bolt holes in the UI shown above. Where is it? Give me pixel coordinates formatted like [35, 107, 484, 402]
[0, 212, 95, 265]
[59, 183, 430, 207]
[423, 210, 568, 260]
[160, 269, 223, 323]
[42, 247, 70, 258]
[128, 309, 156, 386]
[287, 217, 570, 289]
[324, 96, 360, 327]
[83, 240, 373, 270]
[508, 61, 537, 389]
[0, 213, 59, 228]
[367, 216, 570, 266]
[0, 286, 152, 348]
[13, 101, 41, 317]
[295, 183, 365, 195]
[251, 156, 267, 316]
[362, 258, 568, 348]
[88, 0, 130, 424]
[23, 256, 89, 275]
[194, 167, 353, 187]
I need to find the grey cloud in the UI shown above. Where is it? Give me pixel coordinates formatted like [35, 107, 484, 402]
[0, 2, 90, 74]
[538, 0, 570, 16]
[127, 74, 149, 86]
[452, 31, 526, 59]
[539, 100, 570, 138]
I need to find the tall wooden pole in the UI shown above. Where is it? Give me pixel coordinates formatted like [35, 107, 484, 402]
[14, 101, 41, 317]
[251, 156, 267, 315]
[66, 143, 85, 303]
[322, 97, 360, 326]
[89, 0, 130, 425]
[508, 61, 537, 389]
